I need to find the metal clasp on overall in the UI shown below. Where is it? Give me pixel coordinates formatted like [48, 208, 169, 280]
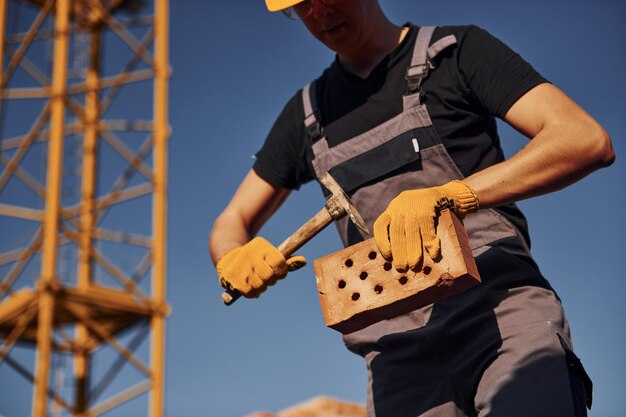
[305, 111, 323, 141]
[306, 121, 322, 141]
[406, 63, 429, 94]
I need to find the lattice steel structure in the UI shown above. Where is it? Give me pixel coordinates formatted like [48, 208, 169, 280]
[0, 0, 169, 416]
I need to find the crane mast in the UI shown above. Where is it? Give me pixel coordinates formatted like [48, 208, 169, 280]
[0, 1, 170, 415]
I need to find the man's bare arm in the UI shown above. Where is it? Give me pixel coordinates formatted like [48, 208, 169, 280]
[464, 83, 615, 208]
[209, 169, 291, 265]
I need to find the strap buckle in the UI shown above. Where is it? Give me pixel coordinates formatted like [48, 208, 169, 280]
[406, 63, 429, 94]
[306, 121, 321, 140]
[305, 111, 322, 140]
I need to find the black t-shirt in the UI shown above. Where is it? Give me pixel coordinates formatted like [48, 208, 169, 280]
[253, 24, 547, 246]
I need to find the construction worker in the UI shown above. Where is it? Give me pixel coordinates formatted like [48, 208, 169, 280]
[209, 1, 615, 416]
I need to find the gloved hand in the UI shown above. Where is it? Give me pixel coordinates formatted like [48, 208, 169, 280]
[216, 237, 307, 298]
[373, 180, 479, 271]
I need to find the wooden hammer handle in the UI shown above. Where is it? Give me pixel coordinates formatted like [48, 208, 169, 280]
[277, 206, 334, 257]
[221, 207, 334, 305]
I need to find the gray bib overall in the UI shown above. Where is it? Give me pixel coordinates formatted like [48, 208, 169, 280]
[302, 27, 592, 417]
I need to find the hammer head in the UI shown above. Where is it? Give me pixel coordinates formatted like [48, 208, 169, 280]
[319, 172, 369, 235]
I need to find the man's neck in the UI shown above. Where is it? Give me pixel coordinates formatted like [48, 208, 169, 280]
[339, 24, 409, 79]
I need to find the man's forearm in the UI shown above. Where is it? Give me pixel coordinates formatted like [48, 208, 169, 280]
[209, 211, 252, 265]
[209, 170, 293, 266]
[465, 84, 615, 209]
[465, 122, 614, 209]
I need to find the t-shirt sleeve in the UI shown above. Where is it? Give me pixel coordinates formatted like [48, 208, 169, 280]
[252, 92, 313, 190]
[457, 25, 548, 118]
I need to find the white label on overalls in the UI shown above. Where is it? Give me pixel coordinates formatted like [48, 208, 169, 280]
[412, 138, 420, 153]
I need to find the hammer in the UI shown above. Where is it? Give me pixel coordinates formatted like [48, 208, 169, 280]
[221, 172, 369, 305]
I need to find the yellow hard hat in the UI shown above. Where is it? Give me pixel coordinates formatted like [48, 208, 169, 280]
[265, 0, 304, 12]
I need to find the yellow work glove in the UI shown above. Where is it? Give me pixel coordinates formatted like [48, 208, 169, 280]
[216, 237, 307, 298]
[373, 180, 479, 271]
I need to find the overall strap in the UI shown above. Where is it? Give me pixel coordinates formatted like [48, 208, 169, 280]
[302, 80, 322, 142]
[406, 26, 457, 96]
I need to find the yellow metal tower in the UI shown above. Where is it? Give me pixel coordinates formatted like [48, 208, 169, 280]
[0, 0, 170, 415]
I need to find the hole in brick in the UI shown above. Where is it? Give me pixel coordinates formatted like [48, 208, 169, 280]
[338, 280, 346, 289]
[423, 266, 432, 275]
[351, 292, 360, 301]
[359, 271, 368, 280]
[398, 276, 408, 285]
[345, 259, 353, 268]
[368, 251, 377, 260]
[383, 262, 392, 271]
[374, 284, 383, 294]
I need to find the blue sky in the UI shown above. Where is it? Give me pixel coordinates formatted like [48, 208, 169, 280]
[1, 1, 625, 416]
